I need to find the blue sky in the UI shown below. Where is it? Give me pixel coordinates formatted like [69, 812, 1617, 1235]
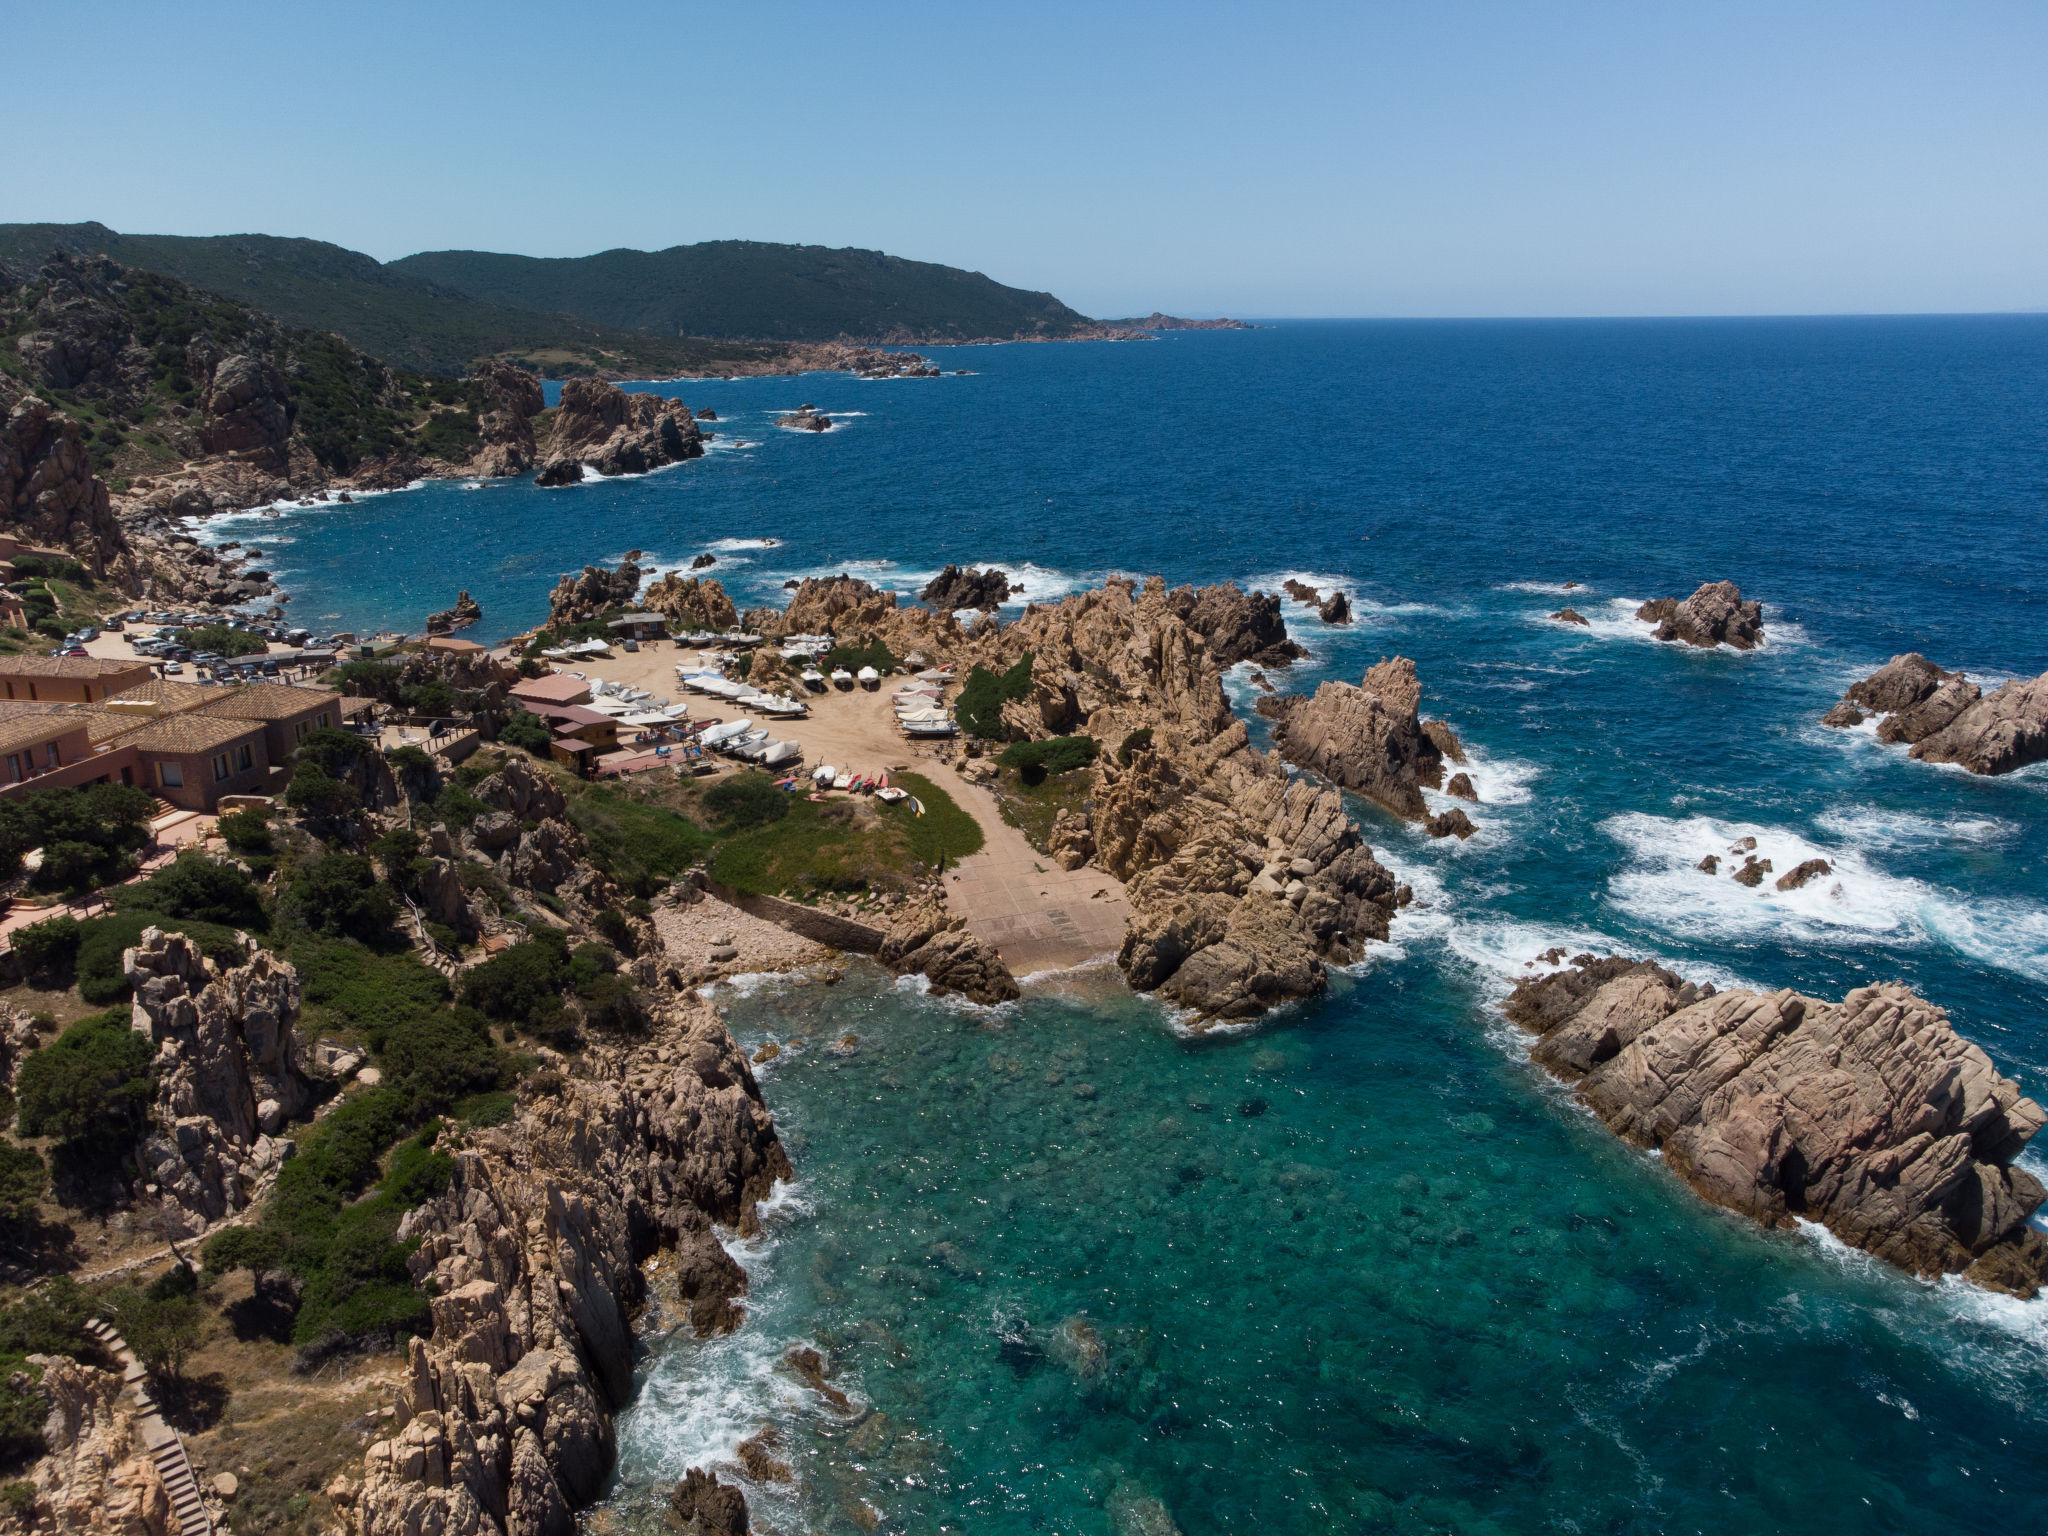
[5, 0, 2042, 317]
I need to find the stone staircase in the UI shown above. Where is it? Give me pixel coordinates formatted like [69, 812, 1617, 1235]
[84, 1316, 214, 1536]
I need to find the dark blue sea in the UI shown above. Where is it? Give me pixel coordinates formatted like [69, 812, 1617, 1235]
[203, 320, 2048, 1533]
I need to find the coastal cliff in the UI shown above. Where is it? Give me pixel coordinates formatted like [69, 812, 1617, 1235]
[348, 997, 787, 1534]
[533, 378, 704, 486]
[1505, 957, 2048, 1295]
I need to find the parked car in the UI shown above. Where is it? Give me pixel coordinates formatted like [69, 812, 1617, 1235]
[163, 661, 184, 675]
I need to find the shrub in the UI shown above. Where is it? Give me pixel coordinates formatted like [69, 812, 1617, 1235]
[107, 1286, 203, 1382]
[455, 1090, 516, 1128]
[592, 906, 637, 954]
[822, 638, 896, 674]
[217, 808, 273, 854]
[327, 658, 404, 699]
[1117, 726, 1154, 766]
[0, 782, 155, 891]
[15, 1011, 154, 1148]
[998, 734, 1098, 784]
[281, 853, 394, 942]
[386, 744, 433, 772]
[459, 932, 570, 1028]
[0, 1140, 47, 1227]
[566, 786, 712, 896]
[955, 652, 1033, 740]
[171, 623, 266, 657]
[284, 763, 359, 820]
[294, 726, 371, 777]
[11, 915, 82, 984]
[375, 1007, 505, 1117]
[120, 852, 268, 930]
[498, 710, 552, 756]
[704, 771, 791, 830]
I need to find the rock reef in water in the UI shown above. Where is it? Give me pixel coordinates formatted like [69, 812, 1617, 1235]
[534, 378, 704, 485]
[1161, 582, 1306, 667]
[1504, 957, 2048, 1295]
[1635, 581, 1765, 650]
[1823, 653, 2048, 776]
[425, 589, 483, 635]
[879, 895, 1021, 1005]
[352, 995, 788, 1533]
[1256, 656, 1464, 821]
[1551, 607, 1589, 627]
[776, 404, 831, 432]
[921, 563, 1012, 611]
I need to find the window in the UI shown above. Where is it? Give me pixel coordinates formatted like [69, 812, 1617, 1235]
[158, 761, 183, 789]
[5, 753, 21, 783]
[236, 744, 254, 772]
[212, 753, 231, 782]
[43, 742, 60, 768]
[317, 713, 330, 728]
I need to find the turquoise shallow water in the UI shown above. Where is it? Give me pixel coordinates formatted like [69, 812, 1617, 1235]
[216, 320, 2048, 1531]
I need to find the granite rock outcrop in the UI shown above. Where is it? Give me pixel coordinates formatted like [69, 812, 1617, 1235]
[1824, 653, 2048, 777]
[546, 557, 642, 627]
[1635, 581, 1765, 650]
[1504, 957, 2048, 1294]
[535, 379, 704, 485]
[642, 573, 739, 633]
[920, 564, 1011, 611]
[426, 590, 483, 635]
[1256, 657, 1460, 820]
[1161, 583, 1305, 668]
[879, 897, 1021, 1005]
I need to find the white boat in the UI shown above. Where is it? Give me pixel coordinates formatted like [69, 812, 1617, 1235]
[830, 668, 854, 690]
[758, 741, 802, 768]
[745, 693, 809, 718]
[874, 785, 910, 804]
[902, 719, 958, 739]
[620, 710, 674, 727]
[800, 668, 827, 691]
[812, 763, 840, 784]
[855, 666, 880, 690]
[916, 668, 956, 683]
[661, 702, 691, 718]
[697, 718, 755, 747]
[725, 729, 772, 756]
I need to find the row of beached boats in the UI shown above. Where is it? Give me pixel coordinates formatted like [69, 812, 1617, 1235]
[697, 716, 803, 768]
[893, 669, 959, 738]
[802, 764, 918, 808]
[676, 666, 811, 718]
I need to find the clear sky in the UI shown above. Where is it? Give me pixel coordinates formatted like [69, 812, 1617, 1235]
[5, 0, 2043, 317]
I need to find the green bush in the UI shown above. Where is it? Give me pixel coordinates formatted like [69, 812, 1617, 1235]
[327, 658, 404, 700]
[998, 734, 1098, 784]
[0, 1140, 47, 1227]
[281, 853, 394, 942]
[15, 1011, 154, 1148]
[592, 906, 638, 954]
[498, 709, 552, 756]
[11, 915, 82, 983]
[566, 785, 712, 896]
[217, 808, 274, 854]
[171, 623, 266, 658]
[293, 726, 372, 777]
[455, 1090, 516, 1128]
[120, 852, 268, 930]
[459, 932, 571, 1029]
[106, 1285, 203, 1382]
[822, 637, 896, 674]
[955, 652, 1033, 740]
[0, 782, 156, 891]
[704, 771, 791, 830]
[284, 762, 359, 820]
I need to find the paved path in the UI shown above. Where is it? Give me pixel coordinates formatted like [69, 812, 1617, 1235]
[84, 1316, 213, 1536]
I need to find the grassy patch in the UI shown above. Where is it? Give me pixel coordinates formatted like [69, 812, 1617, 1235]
[891, 772, 984, 865]
[990, 765, 1095, 856]
[568, 781, 715, 895]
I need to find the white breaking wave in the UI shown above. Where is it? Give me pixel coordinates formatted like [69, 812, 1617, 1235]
[1602, 811, 2048, 982]
[181, 480, 426, 543]
[1495, 579, 1596, 596]
[1815, 805, 2017, 849]
[764, 556, 1094, 610]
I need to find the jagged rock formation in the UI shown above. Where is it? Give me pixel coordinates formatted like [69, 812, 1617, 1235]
[463, 756, 593, 898]
[125, 927, 314, 1231]
[878, 897, 1021, 1004]
[1823, 653, 2048, 776]
[1635, 581, 1765, 650]
[0, 393, 127, 579]
[1551, 607, 1589, 627]
[777, 574, 899, 635]
[690, 551, 717, 568]
[426, 590, 483, 635]
[546, 557, 641, 627]
[642, 573, 739, 632]
[467, 359, 545, 477]
[945, 578, 1408, 1024]
[1504, 957, 2048, 1295]
[11, 1356, 172, 1535]
[533, 379, 704, 485]
[1162, 583, 1305, 667]
[1257, 657, 1461, 820]
[1318, 590, 1351, 624]
[668, 1469, 751, 1535]
[920, 563, 1011, 611]
[1426, 807, 1475, 840]
[775, 405, 831, 432]
[350, 996, 787, 1535]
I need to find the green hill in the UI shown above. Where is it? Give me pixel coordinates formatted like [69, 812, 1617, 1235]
[389, 240, 1096, 342]
[0, 223, 786, 377]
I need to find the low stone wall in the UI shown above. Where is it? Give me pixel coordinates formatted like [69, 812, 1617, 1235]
[690, 873, 886, 954]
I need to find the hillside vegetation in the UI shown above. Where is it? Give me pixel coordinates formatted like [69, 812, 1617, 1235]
[391, 240, 1097, 342]
[0, 223, 790, 377]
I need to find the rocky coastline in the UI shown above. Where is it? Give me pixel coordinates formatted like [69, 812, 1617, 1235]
[1504, 956, 2048, 1295]
[1823, 652, 2048, 776]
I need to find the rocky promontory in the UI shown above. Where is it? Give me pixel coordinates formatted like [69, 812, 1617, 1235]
[643, 572, 740, 633]
[1824, 653, 2048, 776]
[547, 556, 643, 627]
[350, 995, 789, 1533]
[1505, 957, 2048, 1295]
[1635, 581, 1765, 650]
[1257, 656, 1464, 821]
[534, 378, 705, 485]
[426, 589, 483, 635]
[921, 563, 1012, 611]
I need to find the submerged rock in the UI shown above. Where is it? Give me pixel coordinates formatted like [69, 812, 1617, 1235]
[1426, 807, 1476, 839]
[1635, 581, 1765, 650]
[1504, 957, 2048, 1294]
[1775, 857, 1832, 891]
[669, 1467, 750, 1535]
[1551, 607, 1590, 627]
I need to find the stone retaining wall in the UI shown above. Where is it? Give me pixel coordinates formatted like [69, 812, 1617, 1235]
[690, 873, 886, 954]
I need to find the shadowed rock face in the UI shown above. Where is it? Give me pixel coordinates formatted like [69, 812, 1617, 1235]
[1256, 657, 1461, 821]
[880, 895, 1020, 1004]
[643, 572, 738, 632]
[1635, 581, 1765, 650]
[0, 393, 126, 577]
[1504, 957, 2048, 1296]
[547, 557, 642, 626]
[921, 563, 1012, 611]
[1161, 582, 1306, 667]
[1823, 652, 2048, 776]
